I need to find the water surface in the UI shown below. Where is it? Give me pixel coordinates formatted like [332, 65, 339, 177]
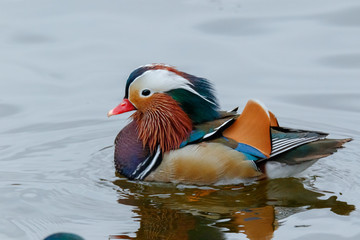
[1, 0, 360, 239]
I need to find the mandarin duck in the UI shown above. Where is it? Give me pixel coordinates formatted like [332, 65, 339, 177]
[108, 64, 351, 185]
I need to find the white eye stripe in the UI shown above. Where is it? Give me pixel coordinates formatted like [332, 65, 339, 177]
[130, 69, 192, 92]
[129, 69, 217, 106]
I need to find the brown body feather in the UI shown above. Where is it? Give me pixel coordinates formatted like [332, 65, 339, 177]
[145, 142, 263, 185]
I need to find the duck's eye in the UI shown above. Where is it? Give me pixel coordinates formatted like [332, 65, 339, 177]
[141, 89, 151, 96]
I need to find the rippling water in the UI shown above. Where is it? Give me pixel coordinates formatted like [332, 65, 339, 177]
[1, 0, 359, 239]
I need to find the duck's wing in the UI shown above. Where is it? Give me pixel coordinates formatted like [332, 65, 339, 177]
[269, 127, 328, 158]
[179, 109, 238, 147]
[219, 99, 350, 165]
[263, 136, 351, 165]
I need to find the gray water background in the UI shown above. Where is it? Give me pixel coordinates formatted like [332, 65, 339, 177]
[1, 0, 360, 239]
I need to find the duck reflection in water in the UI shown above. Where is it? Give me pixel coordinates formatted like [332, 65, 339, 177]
[108, 177, 354, 240]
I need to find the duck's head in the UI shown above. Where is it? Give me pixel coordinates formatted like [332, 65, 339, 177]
[108, 64, 219, 122]
[108, 64, 220, 152]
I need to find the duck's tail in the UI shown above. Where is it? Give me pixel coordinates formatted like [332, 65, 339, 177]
[258, 138, 352, 178]
[268, 138, 352, 164]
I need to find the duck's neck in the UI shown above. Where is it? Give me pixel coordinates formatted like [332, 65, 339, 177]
[132, 94, 193, 153]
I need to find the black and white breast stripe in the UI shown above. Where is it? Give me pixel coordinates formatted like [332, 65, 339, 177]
[270, 136, 323, 157]
[130, 146, 162, 180]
